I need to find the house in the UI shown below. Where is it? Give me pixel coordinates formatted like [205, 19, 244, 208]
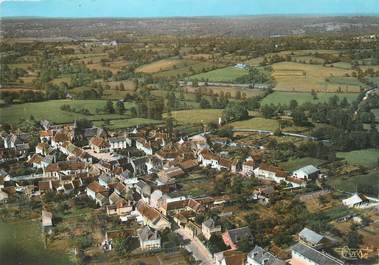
[44, 161, 87, 178]
[109, 136, 129, 151]
[135, 180, 151, 201]
[198, 149, 232, 171]
[42, 210, 53, 234]
[36, 142, 50, 155]
[190, 134, 208, 150]
[138, 226, 161, 251]
[136, 138, 153, 155]
[178, 159, 199, 171]
[136, 200, 171, 231]
[106, 199, 132, 216]
[98, 173, 113, 188]
[51, 131, 71, 148]
[292, 165, 320, 180]
[253, 163, 287, 184]
[214, 250, 247, 265]
[0, 190, 9, 202]
[202, 218, 222, 240]
[89, 136, 109, 153]
[290, 243, 344, 265]
[246, 245, 286, 265]
[342, 193, 370, 208]
[242, 157, 255, 176]
[150, 189, 163, 209]
[222, 227, 253, 250]
[86, 181, 107, 201]
[145, 155, 163, 174]
[298, 228, 325, 248]
[158, 166, 185, 184]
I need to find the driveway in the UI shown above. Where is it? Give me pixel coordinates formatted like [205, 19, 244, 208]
[176, 228, 215, 265]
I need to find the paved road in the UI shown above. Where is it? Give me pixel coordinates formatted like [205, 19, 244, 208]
[176, 228, 215, 265]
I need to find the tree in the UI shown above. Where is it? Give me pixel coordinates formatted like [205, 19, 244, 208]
[200, 98, 211, 109]
[311, 89, 318, 100]
[115, 101, 125, 114]
[222, 102, 249, 122]
[104, 100, 115, 113]
[206, 234, 228, 254]
[292, 110, 308, 126]
[289, 99, 298, 110]
[347, 229, 362, 249]
[113, 237, 132, 256]
[165, 111, 174, 141]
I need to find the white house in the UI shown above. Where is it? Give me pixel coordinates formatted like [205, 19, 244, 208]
[202, 218, 221, 240]
[109, 136, 129, 151]
[292, 165, 320, 180]
[136, 139, 153, 155]
[290, 243, 344, 265]
[138, 226, 161, 251]
[342, 193, 370, 208]
[246, 245, 286, 265]
[253, 163, 286, 184]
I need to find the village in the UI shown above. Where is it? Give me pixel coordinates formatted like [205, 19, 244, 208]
[1, 117, 378, 265]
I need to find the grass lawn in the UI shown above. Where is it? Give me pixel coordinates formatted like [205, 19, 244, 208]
[189, 66, 248, 82]
[0, 222, 76, 265]
[229, 117, 279, 131]
[337, 148, 379, 169]
[0, 99, 134, 124]
[93, 118, 162, 130]
[328, 169, 379, 196]
[167, 109, 222, 124]
[279, 157, 326, 171]
[261, 91, 359, 106]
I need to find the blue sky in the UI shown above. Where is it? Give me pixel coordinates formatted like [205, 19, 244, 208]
[1, 0, 378, 18]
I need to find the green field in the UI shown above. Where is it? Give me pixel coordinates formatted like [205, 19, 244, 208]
[328, 169, 379, 196]
[229, 117, 279, 131]
[189, 66, 248, 82]
[93, 118, 162, 130]
[167, 109, 223, 124]
[0, 100, 134, 124]
[261, 91, 359, 106]
[327, 76, 366, 87]
[337, 148, 379, 169]
[0, 222, 75, 265]
[279, 157, 326, 171]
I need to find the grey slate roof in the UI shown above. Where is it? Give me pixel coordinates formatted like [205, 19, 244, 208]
[294, 165, 319, 175]
[292, 243, 345, 265]
[299, 227, 324, 245]
[248, 245, 286, 265]
[227, 226, 253, 243]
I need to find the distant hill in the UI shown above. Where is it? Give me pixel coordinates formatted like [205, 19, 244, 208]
[2, 16, 379, 39]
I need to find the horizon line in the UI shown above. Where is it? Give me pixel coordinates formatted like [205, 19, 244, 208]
[2, 12, 379, 20]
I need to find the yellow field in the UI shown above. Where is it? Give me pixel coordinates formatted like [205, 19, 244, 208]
[272, 62, 361, 92]
[230, 117, 279, 131]
[135, 59, 181, 73]
[167, 109, 223, 124]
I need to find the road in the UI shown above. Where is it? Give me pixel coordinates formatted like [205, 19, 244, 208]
[176, 228, 215, 265]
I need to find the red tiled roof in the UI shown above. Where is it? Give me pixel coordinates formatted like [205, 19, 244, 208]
[87, 181, 106, 193]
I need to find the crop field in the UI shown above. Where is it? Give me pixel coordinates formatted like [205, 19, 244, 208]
[93, 118, 162, 130]
[279, 157, 326, 171]
[189, 66, 248, 82]
[261, 91, 359, 106]
[337, 148, 379, 168]
[271, 62, 362, 92]
[0, 99, 133, 124]
[135, 58, 181, 73]
[167, 109, 222, 124]
[229, 117, 279, 131]
[0, 222, 75, 265]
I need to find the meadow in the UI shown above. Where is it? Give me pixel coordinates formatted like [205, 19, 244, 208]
[279, 157, 326, 171]
[189, 66, 248, 82]
[229, 117, 279, 131]
[93, 118, 162, 130]
[0, 222, 75, 265]
[336, 148, 379, 169]
[167, 109, 223, 124]
[0, 99, 134, 124]
[261, 91, 359, 106]
[271, 62, 363, 92]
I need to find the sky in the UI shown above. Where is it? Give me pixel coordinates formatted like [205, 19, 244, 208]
[1, 0, 378, 18]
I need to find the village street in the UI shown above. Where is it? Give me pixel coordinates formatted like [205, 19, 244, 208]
[176, 228, 215, 265]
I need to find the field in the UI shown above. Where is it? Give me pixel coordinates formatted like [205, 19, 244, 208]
[153, 61, 224, 78]
[135, 59, 181, 73]
[279, 157, 326, 171]
[93, 118, 162, 130]
[168, 109, 222, 124]
[328, 169, 379, 196]
[0, 100, 134, 124]
[229, 117, 279, 131]
[271, 62, 363, 92]
[189, 66, 248, 82]
[0, 222, 75, 265]
[337, 148, 379, 169]
[261, 91, 359, 106]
